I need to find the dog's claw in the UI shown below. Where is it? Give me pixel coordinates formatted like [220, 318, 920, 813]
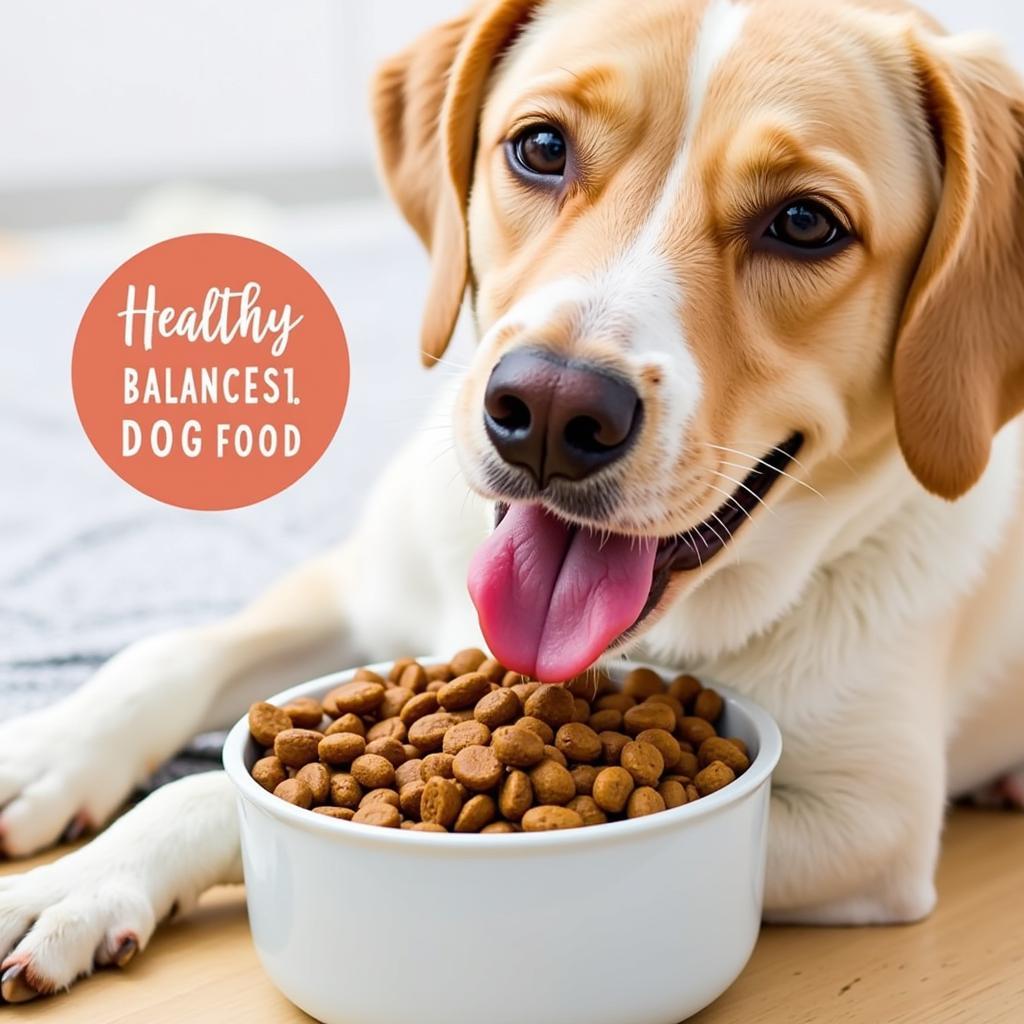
[114, 937, 138, 968]
[1, 962, 39, 1003]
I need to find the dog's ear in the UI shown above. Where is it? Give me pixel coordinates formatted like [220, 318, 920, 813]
[893, 31, 1024, 499]
[372, 2, 540, 367]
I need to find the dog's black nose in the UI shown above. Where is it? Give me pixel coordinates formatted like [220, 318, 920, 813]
[483, 348, 642, 486]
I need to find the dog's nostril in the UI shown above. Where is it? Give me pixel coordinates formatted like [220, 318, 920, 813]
[564, 414, 613, 453]
[492, 393, 531, 433]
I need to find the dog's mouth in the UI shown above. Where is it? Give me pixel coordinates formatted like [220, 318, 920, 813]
[468, 432, 804, 681]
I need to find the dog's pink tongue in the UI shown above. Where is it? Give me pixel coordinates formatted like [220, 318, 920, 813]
[468, 504, 657, 682]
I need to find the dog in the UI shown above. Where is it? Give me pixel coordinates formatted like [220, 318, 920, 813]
[1, 0, 1023, 1003]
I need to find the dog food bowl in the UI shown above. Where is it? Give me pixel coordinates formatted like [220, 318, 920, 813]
[223, 660, 781, 1024]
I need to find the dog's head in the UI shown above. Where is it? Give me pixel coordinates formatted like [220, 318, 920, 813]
[373, 0, 1024, 680]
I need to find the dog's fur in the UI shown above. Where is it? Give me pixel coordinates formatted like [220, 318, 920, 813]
[2, 0, 1024, 999]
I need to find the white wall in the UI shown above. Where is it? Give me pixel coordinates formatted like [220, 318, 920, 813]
[0, 0, 1020, 195]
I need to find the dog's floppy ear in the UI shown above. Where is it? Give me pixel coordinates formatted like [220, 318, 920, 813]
[893, 31, 1024, 499]
[372, 2, 541, 367]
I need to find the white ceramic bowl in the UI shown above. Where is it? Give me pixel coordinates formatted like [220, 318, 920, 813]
[223, 660, 781, 1024]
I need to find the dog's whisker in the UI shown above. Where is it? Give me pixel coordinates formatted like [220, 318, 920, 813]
[700, 444, 828, 501]
[704, 483, 756, 525]
[709, 469, 777, 518]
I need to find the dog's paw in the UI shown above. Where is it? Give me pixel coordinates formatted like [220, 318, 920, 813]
[0, 852, 157, 1002]
[0, 705, 136, 858]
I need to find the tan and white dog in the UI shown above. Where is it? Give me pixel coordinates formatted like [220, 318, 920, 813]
[2, 0, 1023, 1002]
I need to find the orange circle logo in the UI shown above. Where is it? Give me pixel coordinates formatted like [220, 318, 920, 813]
[72, 233, 349, 510]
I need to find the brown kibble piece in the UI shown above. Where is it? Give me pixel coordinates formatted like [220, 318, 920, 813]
[395, 759, 423, 789]
[474, 688, 521, 728]
[567, 795, 608, 826]
[543, 744, 568, 767]
[367, 717, 407, 743]
[677, 750, 700, 778]
[420, 776, 463, 827]
[499, 770, 533, 821]
[627, 786, 667, 818]
[359, 788, 401, 810]
[350, 753, 396, 790]
[281, 696, 324, 730]
[313, 806, 354, 820]
[521, 806, 584, 831]
[635, 728, 682, 771]
[679, 716, 717, 746]
[420, 752, 456, 781]
[379, 686, 415, 720]
[400, 691, 439, 727]
[252, 755, 287, 792]
[248, 702, 293, 746]
[366, 736, 407, 768]
[424, 663, 453, 683]
[658, 779, 688, 809]
[621, 740, 664, 786]
[387, 658, 417, 683]
[555, 723, 603, 763]
[481, 821, 518, 834]
[492, 727, 546, 768]
[727, 737, 749, 757]
[599, 731, 631, 764]
[502, 671, 526, 688]
[695, 760, 736, 795]
[596, 693, 636, 713]
[274, 728, 324, 768]
[622, 667, 665, 699]
[668, 674, 702, 707]
[453, 745, 503, 791]
[408, 712, 458, 753]
[399, 780, 426, 818]
[326, 681, 385, 716]
[318, 732, 365, 766]
[693, 688, 724, 724]
[354, 667, 386, 685]
[411, 821, 448, 832]
[588, 708, 623, 732]
[273, 778, 313, 809]
[438, 672, 491, 711]
[455, 794, 497, 832]
[511, 681, 541, 705]
[476, 658, 506, 684]
[329, 773, 363, 809]
[529, 759, 576, 805]
[571, 764, 600, 795]
[524, 685, 576, 728]
[449, 647, 488, 675]
[353, 803, 401, 828]
[516, 716, 555, 745]
[398, 663, 428, 694]
[296, 762, 330, 803]
[624, 702, 677, 735]
[698, 736, 750, 774]
[325, 713, 365, 737]
[592, 766, 635, 813]
[443, 719, 491, 755]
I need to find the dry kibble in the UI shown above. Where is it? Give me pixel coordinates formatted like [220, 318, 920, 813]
[252, 755, 287, 792]
[668, 674, 702, 707]
[571, 764, 600, 795]
[313, 806, 354, 820]
[325, 713, 365, 737]
[727, 737, 749, 758]
[522, 806, 584, 831]
[621, 740, 664, 786]
[318, 732, 365, 766]
[274, 728, 324, 768]
[453, 745, 503, 792]
[623, 702, 676, 735]
[567, 795, 608, 826]
[421, 776, 463, 827]
[449, 647, 488, 676]
[366, 736, 407, 768]
[274, 778, 313, 808]
[420, 752, 456, 781]
[248, 702, 293, 746]
[529, 759, 577, 805]
[592, 766, 635, 813]
[474, 688, 521, 728]
[408, 712, 458, 753]
[695, 760, 736, 796]
[635, 728, 682, 771]
[698, 736, 750, 774]
[678, 716, 717, 747]
[282, 696, 324, 730]
[353, 803, 401, 828]
[524, 685, 576, 728]
[627, 786, 667, 818]
[249, 656, 741, 831]
[455, 794, 497, 832]
[350, 753, 396, 790]
[492, 726, 545, 768]
[296, 762, 330, 803]
[499, 770, 533, 821]
[443, 719, 491, 755]
[326, 680, 385, 716]
[555, 723, 603, 763]
[693, 688, 724, 724]
[623, 667, 665, 700]
[438, 673, 491, 711]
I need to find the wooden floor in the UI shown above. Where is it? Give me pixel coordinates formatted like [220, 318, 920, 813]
[1, 808, 1022, 1023]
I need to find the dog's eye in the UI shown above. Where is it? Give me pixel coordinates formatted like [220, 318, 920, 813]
[765, 199, 847, 251]
[511, 125, 567, 177]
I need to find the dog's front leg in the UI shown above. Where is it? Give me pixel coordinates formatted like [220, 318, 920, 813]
[0, 772, 239, 1002]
